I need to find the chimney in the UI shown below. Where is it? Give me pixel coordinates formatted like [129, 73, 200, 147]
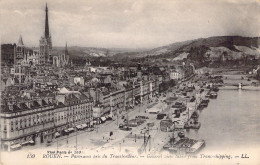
[44, 98, 48, 105]
[37, 98, 42, 106]
[16, 102, 21, 109]
[48, 98, 53, 104]
[25, 101, 31, 109]
[8, 101, 13, 111]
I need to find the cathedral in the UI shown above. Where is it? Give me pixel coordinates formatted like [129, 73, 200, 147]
[39, 3, 52, 65]
[39, 3, 69, 67]
[2, 3, 69, 70]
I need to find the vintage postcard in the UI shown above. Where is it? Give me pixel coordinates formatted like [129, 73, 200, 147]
[1, 0, 260, 164]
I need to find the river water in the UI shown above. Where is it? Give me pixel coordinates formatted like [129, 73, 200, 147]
[186, 87, 260, 153]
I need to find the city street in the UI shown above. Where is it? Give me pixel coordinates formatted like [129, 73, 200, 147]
[17, 94, 171, 154]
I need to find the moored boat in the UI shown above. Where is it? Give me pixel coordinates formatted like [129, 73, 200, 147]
[212, 87, 219, 92]
[186, 140, 205, 153]
[205, 94, 211, 98]
[209, 92, 218, 99]
[163, 132, 205, 154]
[184, 122, 201, 129]
[191, 111, 199, 118]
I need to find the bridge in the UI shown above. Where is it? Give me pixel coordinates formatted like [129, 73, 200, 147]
[222, 82, 259, 89]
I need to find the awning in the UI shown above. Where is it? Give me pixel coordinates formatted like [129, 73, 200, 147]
[148, 108, 160, 113]
[81, 124, 88, 129]
[21, 141, 29, 145]
[67, 128, 74, 132]
[28, 140, 35, 144]
[76, 125, 83, 129]
[55, 132, 60, 137]
[11, 144, 22, 149]
[100, 117, 106, 122]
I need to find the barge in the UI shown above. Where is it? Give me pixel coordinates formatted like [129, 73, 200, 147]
[163, 131, 205, 154]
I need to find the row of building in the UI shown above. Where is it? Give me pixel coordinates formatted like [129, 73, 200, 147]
[1, 89, 93, 151]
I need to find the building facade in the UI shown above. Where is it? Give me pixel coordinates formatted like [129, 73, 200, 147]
[1, 92, 93, 151]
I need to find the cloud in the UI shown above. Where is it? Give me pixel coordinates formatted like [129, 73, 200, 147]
[1, 0, 260, 48]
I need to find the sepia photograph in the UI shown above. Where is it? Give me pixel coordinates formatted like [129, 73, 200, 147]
[0, 0, 260, 164]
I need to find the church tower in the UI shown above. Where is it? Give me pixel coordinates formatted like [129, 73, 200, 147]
[39, 3, 52, 65]
[15, 35, 25, 65]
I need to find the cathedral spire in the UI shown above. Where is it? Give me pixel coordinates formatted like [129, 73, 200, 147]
[45, 3, 49, 38]
[65, 41, 68, 55]
[18, 35, 24, 46]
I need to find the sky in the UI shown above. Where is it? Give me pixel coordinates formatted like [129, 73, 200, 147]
[1, 0, 260, 49]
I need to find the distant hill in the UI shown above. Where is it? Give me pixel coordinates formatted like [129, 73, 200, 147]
[52, 46, 147, 60]
[160, 36, 260, 60]
[12, 36, 260, 63]
[172, 36, 259, 53]
[113, 36, 260, 61]
[112, 40, 194, 60]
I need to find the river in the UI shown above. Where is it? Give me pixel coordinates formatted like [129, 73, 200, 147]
[186, 86, 260, 153]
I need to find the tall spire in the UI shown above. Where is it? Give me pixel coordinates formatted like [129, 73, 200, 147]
[45, 3, 49, 38]
[18, 35, 24, 46]
[65, 41, 68, 55]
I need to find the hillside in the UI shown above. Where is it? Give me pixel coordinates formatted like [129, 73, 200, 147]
[52, 46, 147, 60]
[113, 36, 260, 62]
[112, 40, 194, 60]
[138, 36, 260, 64]
[49, 36, 260, 67]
